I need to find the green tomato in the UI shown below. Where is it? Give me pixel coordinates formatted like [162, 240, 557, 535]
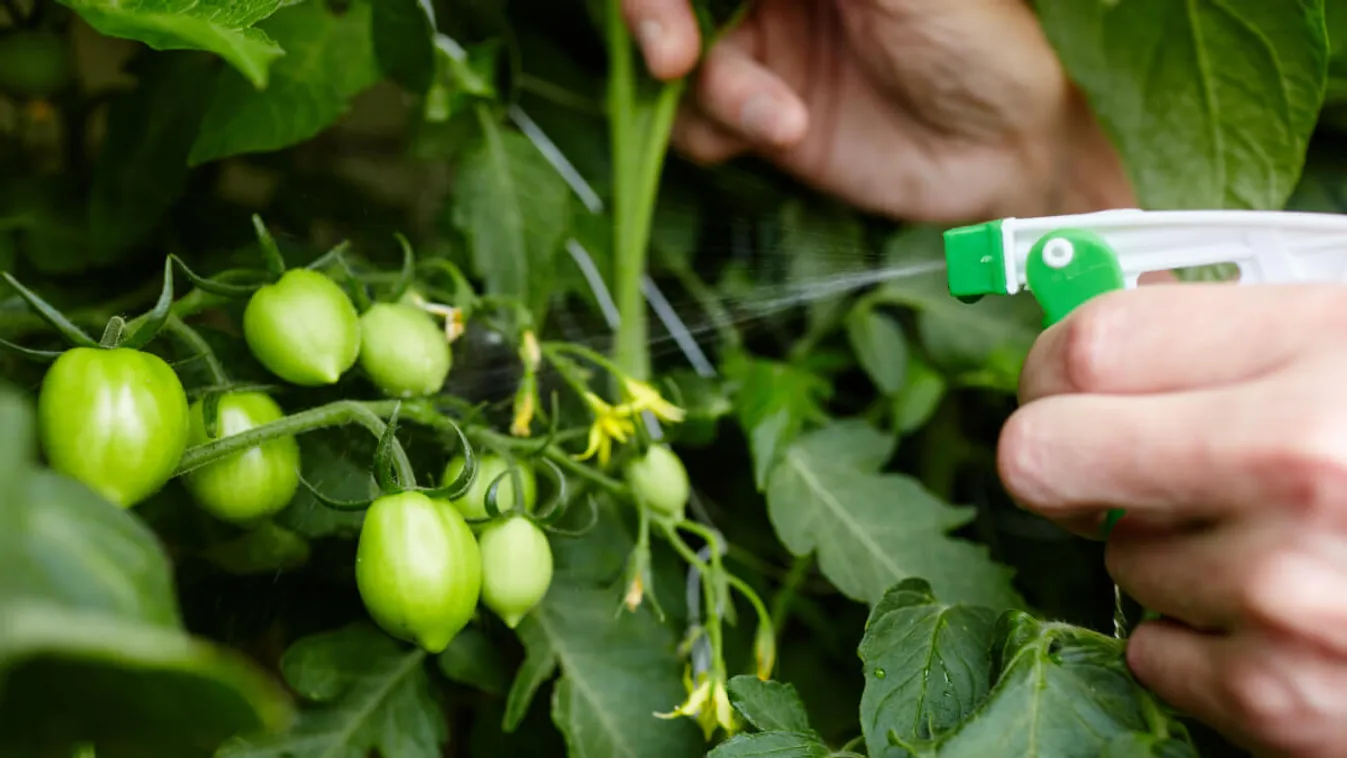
[0, 31, 73, 99]
[37, 347, 189, 508]
[442, 453, 537, 521]
[477, 515, 553, 628]
[624, 444, 689, 520]
[243, 269, 361, 386]
[357, 302, 452, 398]
[183, 392, 300, 524]
[355, 491, 482, 653]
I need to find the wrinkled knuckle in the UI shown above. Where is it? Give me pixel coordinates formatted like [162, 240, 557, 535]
[1058, 296, 1120, 392]
[1255, 414, 1347, 522]
[1237, 551, 1298, 625]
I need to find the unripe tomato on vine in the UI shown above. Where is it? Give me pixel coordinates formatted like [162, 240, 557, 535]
[442, 453, 537, 522]
[183, 392, 301, 524]
[355, 491, 482, 653]
[357, 302, 452, 398]
[624, 444, 690, 521]
[38, 346, 190, 508]
[477, 514, 553, 628]
[243, 269, 361, 386]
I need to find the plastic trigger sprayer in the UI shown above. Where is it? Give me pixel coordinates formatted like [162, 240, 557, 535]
[942, 207, 1347, 534]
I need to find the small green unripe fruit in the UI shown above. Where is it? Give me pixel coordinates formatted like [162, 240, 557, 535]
[357, 302, 452, 397]
[478, 515, 553, 628]
[442, 454, 537, 522]
[624, 444, 690, 520]
[243, 269, 361, 386]
[355, 492, 482, 653]
[184, 392, 301, 524]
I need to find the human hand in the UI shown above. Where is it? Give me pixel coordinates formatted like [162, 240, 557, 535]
[621, 0, 1135, 222]
[998, 283, 1347, 757]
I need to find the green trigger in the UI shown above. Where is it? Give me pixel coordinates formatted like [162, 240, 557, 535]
[1023, 228, 1126, 327]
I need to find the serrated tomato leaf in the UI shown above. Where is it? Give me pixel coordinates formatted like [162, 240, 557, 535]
[858, 578, 998, 754]
[372, 0, 435, 94]
[449, 122, 573, 317]
[725, 676, 816, 736]
[765, 420, 1022, 611]
[845, 304, 907, 396]
[57, 0, 287, 89]
[217, 623, 447, 758]
[189, 0, 383, 165]
[707, 731, 834, 758]
[1036, 0, 1328, 210]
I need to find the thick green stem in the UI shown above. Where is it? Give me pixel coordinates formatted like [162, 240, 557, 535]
[769, 555, 812, 636]
[174, 399, 415, 486]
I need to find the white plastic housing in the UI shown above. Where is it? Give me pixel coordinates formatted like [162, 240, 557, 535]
[996, 209, 1347, 295]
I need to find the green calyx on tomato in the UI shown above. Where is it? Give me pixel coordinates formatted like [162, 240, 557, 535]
[243, 268, 361, 386]
[624, 444, 689, 520]
[355, 491, 482, 653]
[183, 392, 301, 524]
[357, 302, 452, 398]
[37, 346, 190, 508]
[0, 30, 73, 99]
[477, 515, 553, 628]
[442, 453, 537, 522]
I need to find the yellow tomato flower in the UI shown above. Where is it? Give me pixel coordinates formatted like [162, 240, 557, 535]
[655, 668, 737, 740]
[620, 377, 685, 423]
[574, 392, 635, 466]
[510, 381, 536, 437]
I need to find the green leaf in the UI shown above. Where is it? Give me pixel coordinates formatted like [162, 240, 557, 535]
[199, 521, 311, 575]
[450, 117, 573, 316]
[57, 0, 286, 90]
[725, 676, 816, 736]
[217, 623, 448, 758]
[1036, 0, 1329, 210]
[724, 352, 832, 491]
[0, 469, 182, 627]
[891, 352, 946, 436]
[845, 304, 907, 396]
[0, 382, 32, 496]
[373, 0, 435, 94]
[911, 612, 1184, 757]
[765, 420, 1022, 611]
[706, 731, 833, 758]
[189, 0, 383, 165]
[439, 624, 509, 696]
[0, 602, 293, 758]
[877, 227, 1041, 388]
[858, 579, 998, 753]
[274, 432, 376, 539]
[502, 520, 701, 756]
[90, 53, 215, 261]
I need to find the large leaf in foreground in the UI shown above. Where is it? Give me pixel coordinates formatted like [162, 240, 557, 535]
[216, 624, 447, 758]
[0, 385, 292, 758]
[57, 0, 286, 89]
[1037, 0, 1328, 210]
[189, 0, 382, 165]
[765, 420, 1021, 610]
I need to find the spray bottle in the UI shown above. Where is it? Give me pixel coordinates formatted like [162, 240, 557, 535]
[943, 207, 1347, 532]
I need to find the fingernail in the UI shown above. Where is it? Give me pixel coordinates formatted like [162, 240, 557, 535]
[638, 20, 665, 61]
[741, 94, 785, 144]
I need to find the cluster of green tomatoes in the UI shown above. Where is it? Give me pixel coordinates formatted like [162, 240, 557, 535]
[31, 265, 571, 647]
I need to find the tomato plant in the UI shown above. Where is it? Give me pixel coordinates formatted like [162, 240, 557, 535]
[37, 346, 190, 508]
[0, 0, 1333, 756]
[183, 391, 301, 524]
